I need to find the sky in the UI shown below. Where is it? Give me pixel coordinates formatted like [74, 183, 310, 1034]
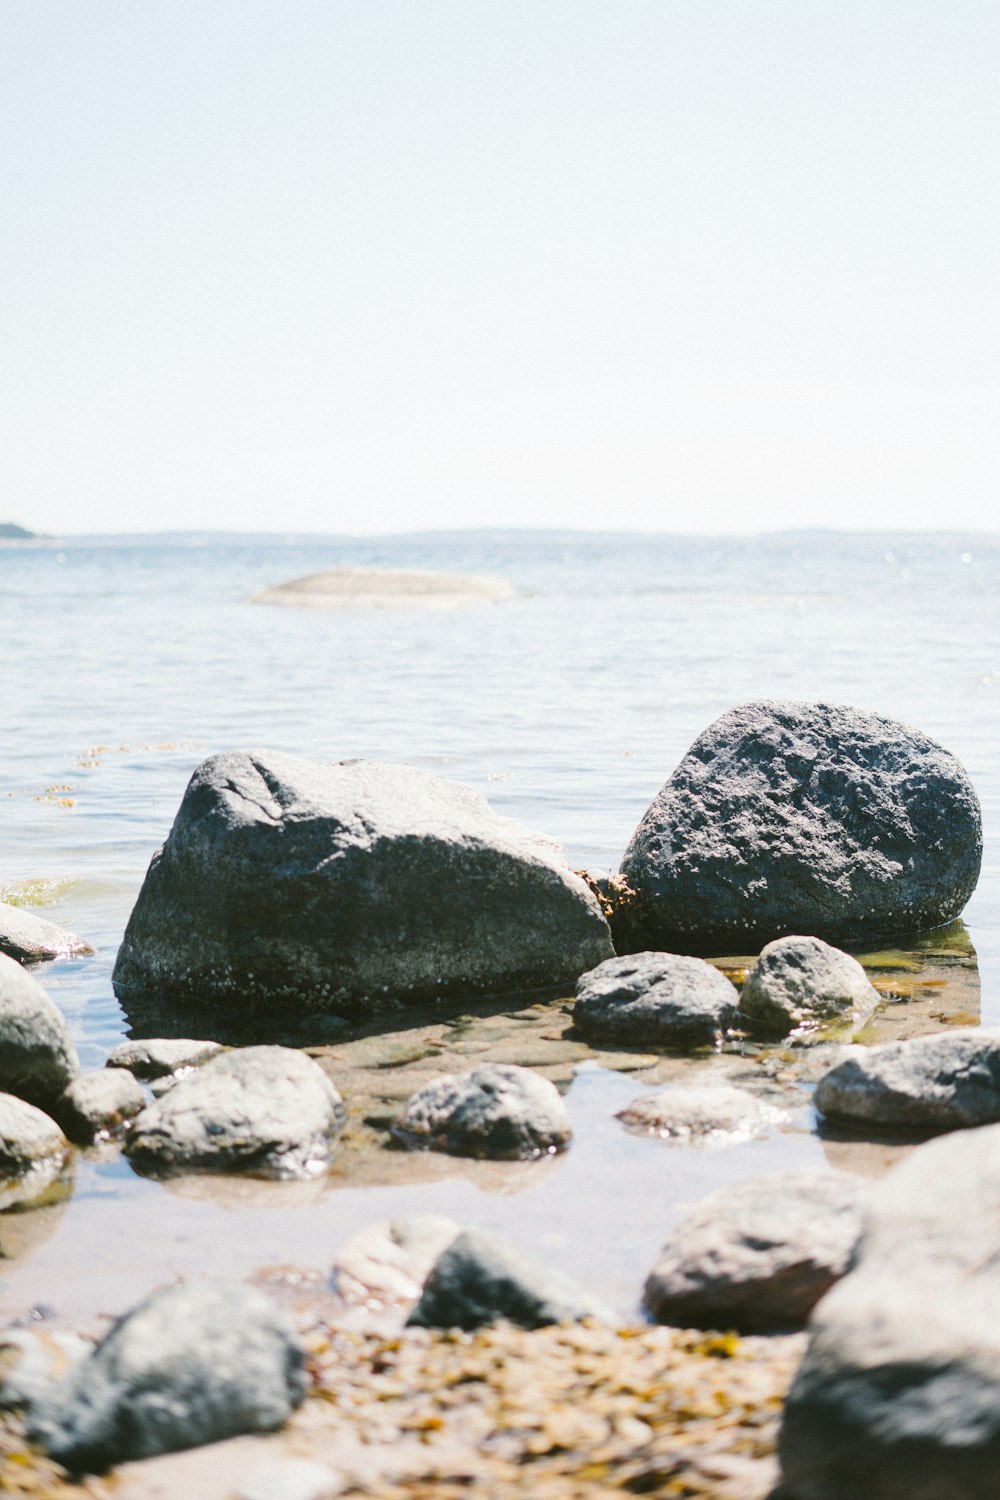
[1, 1, 998, 536]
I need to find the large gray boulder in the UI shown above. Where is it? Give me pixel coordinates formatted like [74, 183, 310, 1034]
[814, 1028, 1000, 1134]
[739, 935, 881, 1038]
[112, 752, 612, 1035]
[0, 953, 80, 1110]
[573, 952, 739, 1048]
[29, 1280, 306, 1472]
[393, 1064, 572, 1159]
[617, 701, 982, 952]
[124, 1046, 346, 1179]
[407, 1227, 616, 1330]
[0, 902, 92, 965]
[644, 1169, 867, 1333]
[779, 1123, 1000, 1498]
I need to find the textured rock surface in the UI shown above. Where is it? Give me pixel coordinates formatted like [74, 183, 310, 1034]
[618, 700, 982, 952]
[393, 1065, 571, 1159]
[252, 566, 515, 611]
[780, 1123, 1000, 1498]
[334, 1214, 460, 1305]
[407, 1227, 615, 1330]
[644, 1170, 868, 1333]
[739, 935, 882, 1037]
[0, 954, 80, 1110]
[106, 1037, 224, 1079]
[112, 752, 612, 1034]
[0, 902, 92, 965]
[29, 1280, 306, 1472]
[125, 1046, 346, 1178]
[0, 1329, 89, 1412]
[617, 1084, 785, 1146]
[573, 952, 739, 1049]
[813, 1028, 1000, 1133]
[0, 1092, 67, 1177]
[56, 1069, 145, 1143]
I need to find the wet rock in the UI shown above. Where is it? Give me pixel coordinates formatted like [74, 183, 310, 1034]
[0, 954, 79, 1111]
[393, 1064, 571, 1160]
[813, 1028, 1000, 1134]
[334, 1214, 460, 1304]
[739, 935, 882, 1038]
[645, 1170, 867, 1333]
[0, 1328, 89, 1411]
[29, 1279, 307, 1472]
[124, 1046, 346, 1179]
[0, 902, 92, 965]
[572, 952, 739, 1049]
[106, 1036, 224, 1078]
[779, 1122, 1000, 1499]
[112, 751, 612, 1034]
[617, 1084, 785, 1146]
[407, 1227, 616, 1330]
[56, 1069, 145, 1143]
[0, 1092, 68, 1207]
[618, 700, 982, 952]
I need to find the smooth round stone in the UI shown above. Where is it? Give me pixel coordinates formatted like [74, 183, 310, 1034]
[739, 934, 882, 1038]
[0, 1093, 69, 1212]
[106, 1037, 224, 1079]
[814, 1028, 1000, 1134]
[573, 952, 739, 1049]
[0, 902, 92, 965]
[0, 953, 80, 1111]
[617, 1084, 786, 1146]
[393, 1064, 572, 1160]
[56, 1070, 145, 1144]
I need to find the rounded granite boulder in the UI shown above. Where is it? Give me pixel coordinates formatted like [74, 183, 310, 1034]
[739, 935, 882, 1038]
[617, 700, 982, 953]
[393, 1064, 572, 1160]
[572, 952, 739, 1049]
[0, 954, 80, 1111]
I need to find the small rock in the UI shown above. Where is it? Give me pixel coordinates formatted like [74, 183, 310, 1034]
[106, 1037, 223, 1079]
[125, 1047, 346, 1179]
[29, 1280, 307, 1472]
[0, 1328, 89, 1411]
[234, 1458, 344, 1500]
[0, 1093, 69, 1209]
[392, 1065, 571, 1160]
[617, 1084, 786, 1146]
[0, 902, 92, 965]
[644, 1170, 868, 1332]
[407, 1227, 616, 1330]
[0, 953, 80, 1110]
[334, 1214, 461, 1304]
[814, 1028, 1000, 1133]
[738, 935, 881, 1038]
[56, 1070, 145, 1144]
[573, 952, 739, 1049]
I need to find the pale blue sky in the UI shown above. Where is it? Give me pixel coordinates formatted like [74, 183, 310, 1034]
[2, 1, 998, 535]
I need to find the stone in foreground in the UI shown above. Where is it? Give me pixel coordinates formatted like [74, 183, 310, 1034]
[112, 752, 612, 1034]
[106, 1036, 224, 1079]
[617, 1084, 785, 1146]
[334, 1214, 460, 1305]
[0, 1092, 69, 1210]
[393, 1064, 572, 1159]
[573, 952, 739, 1049]
[0, 902, 92, 965]
[618, 700, 982, 952]
[780, 1123, 1000, 1499]
[252, 566, 515, 610]
[0, 953, 80, 1110]
[644, 1170, 867, 1333]
[125, 1046, 346, 1179]
[814, 1028, 1000, 1134]
[739, 935, 881, 1038]
[407, 1227, 616, 1330]
[56, 1069, 145, 1144]
[29, 1280, 306, 1472]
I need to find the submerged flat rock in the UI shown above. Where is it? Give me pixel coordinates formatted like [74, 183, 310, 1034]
[252, 567, 515, 611]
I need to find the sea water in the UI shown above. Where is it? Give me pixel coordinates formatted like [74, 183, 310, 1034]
[1, 529, 998, 1317]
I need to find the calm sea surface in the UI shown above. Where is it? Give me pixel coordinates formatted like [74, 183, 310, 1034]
[1, 529, 999, 1317]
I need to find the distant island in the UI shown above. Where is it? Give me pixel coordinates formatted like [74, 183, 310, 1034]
[0, 522, 38, 540]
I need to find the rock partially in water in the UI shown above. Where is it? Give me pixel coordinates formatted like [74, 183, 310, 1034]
[617, 1084, 785, 1147]
[0, 1093, 69, 1211]
[106, 1037, 224, 1079]
[112, 752, 612, 1036]
[644, 1170, 868, 1333]
[0, 902, 92, 965]
[251, 566, 515, 611]
[393, 1064, 571, 1160]
[124, 1046, 346, 1179]
[0, 954, 79, 1111]
[618, 701, 982, 953]
[56, 1069, 145, 1144]
[573, 952, 739, 1049]
[814, 1028, 1000, 1134]
[29, 1280, 307, 1472]
[739, 935, 882, 1038]
[334, 1214, 461, 1305]
[407, 1227, 616, 1330]
[779, 1122, 1000, 1499]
